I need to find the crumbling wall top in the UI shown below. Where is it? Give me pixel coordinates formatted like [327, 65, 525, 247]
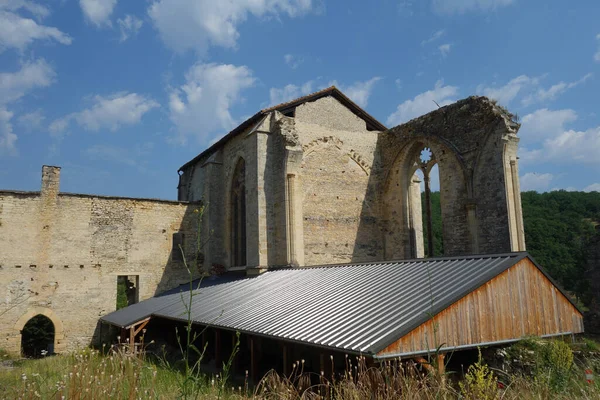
[386, 96, 521, 157]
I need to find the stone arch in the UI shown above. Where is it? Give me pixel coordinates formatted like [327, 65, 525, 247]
[382, 136, 474, 259]
[13, 308, 65, 355]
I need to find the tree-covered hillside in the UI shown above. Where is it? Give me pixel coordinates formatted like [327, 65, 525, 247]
[423, 190, 600, 305]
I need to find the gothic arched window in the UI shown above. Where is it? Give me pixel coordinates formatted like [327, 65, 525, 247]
[231, 159, 247, 266]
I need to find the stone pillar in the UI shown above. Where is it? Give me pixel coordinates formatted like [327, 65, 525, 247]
[408, 174, 424, 258]
[39, 166, 60, 266]
[509, 159, 526, 251]
[41, 165, 61, 197]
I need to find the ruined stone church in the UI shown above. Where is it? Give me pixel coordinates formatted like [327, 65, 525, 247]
[0, 87, 581, 359]
[177, 86, 525, 270]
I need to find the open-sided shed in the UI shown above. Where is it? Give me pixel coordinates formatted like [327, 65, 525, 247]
[101, 252, 583, 374]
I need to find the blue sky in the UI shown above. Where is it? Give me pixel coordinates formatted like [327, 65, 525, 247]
[1, 0, 599, 199]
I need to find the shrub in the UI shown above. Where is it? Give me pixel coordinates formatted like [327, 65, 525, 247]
[459, 350, 499, 400]
[536, 339, 574, 392]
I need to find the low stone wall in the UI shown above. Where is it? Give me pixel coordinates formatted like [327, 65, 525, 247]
[0, 166, 199, 355]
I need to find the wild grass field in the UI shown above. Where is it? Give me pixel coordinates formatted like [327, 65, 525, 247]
[1, 337, 599, 400]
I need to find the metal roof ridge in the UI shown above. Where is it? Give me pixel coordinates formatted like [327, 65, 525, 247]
[266, 252, 528, 271]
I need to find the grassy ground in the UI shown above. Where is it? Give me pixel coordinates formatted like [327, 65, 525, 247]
[0, 339, 599, 399]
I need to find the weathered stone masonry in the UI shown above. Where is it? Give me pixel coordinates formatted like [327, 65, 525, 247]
[178, 88, 526, 270]
[0, 166, 200, 355]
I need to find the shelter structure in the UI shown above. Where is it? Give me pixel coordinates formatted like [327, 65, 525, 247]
[102, 253, 583, 378]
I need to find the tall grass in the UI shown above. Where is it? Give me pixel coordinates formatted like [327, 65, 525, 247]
[1, 340, 598, 399]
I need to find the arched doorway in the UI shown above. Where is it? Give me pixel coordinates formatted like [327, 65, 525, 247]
[21, 314, 55, 358]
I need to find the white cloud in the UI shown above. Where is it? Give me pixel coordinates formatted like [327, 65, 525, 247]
[421, 29, 445, 45]
[477, 75, 540, 106]
[584, 183, 600, 192]
[148, 0, 314, 54]
[0, 58, 55, 154]
[0, 59, 56, 105]
[50, 92, 159, 136]
[432, 0, 514, 14]
[0, 5, 72, 52]
[595, 34, 600, 63]
[438, 43, 451, 57]
[1, 1, 51, 19]
[330, 77, 382, 107]
[284, 54, 303, 69]
[17, 109, 44, 131]
[168, 63, 256, 144]
[521, 73, 592, 106]
[520, 124, 600, 166]
[520, 172, 554, 192]
[117, 15, 143, 42]
[269, 81, 314, 106]
[79, 0, 117, 27]
[0, 107, 17, 155]
[520, 108, 578, 142]
[387, 80, 458, 126]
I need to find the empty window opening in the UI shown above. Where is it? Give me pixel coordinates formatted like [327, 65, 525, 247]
[172, 232, 185, 262]
[231, 159, 247, 267]
[116, 275, 139, 310]
[414, 148, 443, 257]
[21, 315, 54, 358]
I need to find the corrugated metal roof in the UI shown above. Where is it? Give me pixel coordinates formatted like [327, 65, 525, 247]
[100, 272, 246, 328]
[102, 253, 542, 354]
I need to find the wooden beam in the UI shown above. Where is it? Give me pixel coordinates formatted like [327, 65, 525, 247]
[133, 319, 150, 337]
[124, 317, 151, 330]
[414, 356, 435, 374]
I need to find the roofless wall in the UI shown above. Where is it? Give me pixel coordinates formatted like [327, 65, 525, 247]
[0, 166, 200, 355]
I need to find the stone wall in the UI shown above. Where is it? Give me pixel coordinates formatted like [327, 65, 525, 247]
[179, 94, 524, 270]
[0, 166, 199, 355]
[295, 97, 382, 265]
[379, 96, 523, 258]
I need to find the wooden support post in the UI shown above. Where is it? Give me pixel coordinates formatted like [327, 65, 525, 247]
[129, 326, 135, 355]
[437, 353, 446, 383]
[320, 353, 325, 375]
[250, 336, 256, 381]
[215, 329, 221, 368]
[283, 344, 288, 376]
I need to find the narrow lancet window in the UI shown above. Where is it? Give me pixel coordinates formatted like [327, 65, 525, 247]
[231, 159, 247, 266]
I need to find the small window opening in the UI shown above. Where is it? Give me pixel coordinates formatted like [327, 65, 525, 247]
[172, 232, 185, 261]
[116, 275, 139, 310]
